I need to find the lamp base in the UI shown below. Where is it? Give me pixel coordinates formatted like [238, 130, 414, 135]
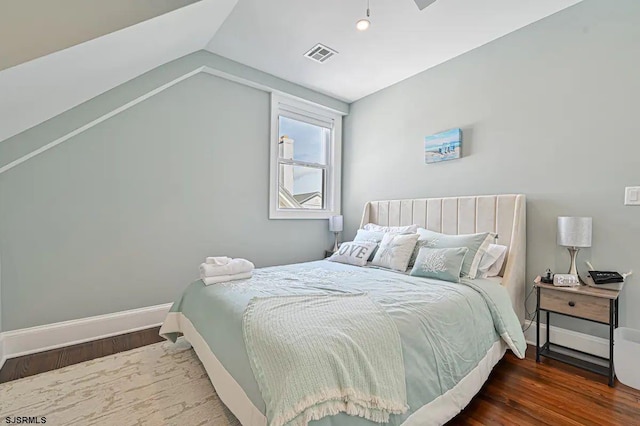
[567, 247, 579, 275]
[333, 232, 339, 252]
[567, 247, 586, 284]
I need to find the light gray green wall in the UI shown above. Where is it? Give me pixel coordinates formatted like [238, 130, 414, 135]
[0, 51, 348, 331]
[0, 259, 2, 334]
[343, 0, 640, 338]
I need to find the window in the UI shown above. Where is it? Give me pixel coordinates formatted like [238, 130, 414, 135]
[269, 94, 342, 219]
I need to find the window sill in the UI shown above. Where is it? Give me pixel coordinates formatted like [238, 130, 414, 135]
[269, 209, 340, 220]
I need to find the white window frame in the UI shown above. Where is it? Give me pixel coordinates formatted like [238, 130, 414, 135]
[269, 93, 342, 219]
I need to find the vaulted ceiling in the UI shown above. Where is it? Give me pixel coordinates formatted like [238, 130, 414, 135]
[0, 0, 201, 71]
[0, 0, 238, 143]
[206, 0, 583, 102]
[0, 0, 583, 143]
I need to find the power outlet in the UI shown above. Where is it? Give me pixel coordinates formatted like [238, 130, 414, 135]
[625, 187, 640, 206]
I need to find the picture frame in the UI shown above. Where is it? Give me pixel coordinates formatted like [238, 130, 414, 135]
[424, 128, 462, 164]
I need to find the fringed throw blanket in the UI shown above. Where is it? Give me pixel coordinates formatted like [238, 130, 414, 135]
[243, 293, 409, 426]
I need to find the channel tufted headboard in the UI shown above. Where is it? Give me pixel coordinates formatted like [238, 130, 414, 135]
[359, 194, 526, 325]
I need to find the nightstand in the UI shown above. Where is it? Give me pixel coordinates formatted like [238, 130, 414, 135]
[535, 281, 620, 386]
[324, 250, 334, 258]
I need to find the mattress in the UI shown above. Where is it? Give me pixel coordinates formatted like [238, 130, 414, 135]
[160, 260, 522, 426]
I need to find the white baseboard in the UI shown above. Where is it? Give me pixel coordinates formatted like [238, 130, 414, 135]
[0, 303, 171, 370]
[523, 320, 609, 359]
[0, 308, 609, 372]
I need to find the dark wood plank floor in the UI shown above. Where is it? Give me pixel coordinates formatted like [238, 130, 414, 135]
[450, 347, 640, 425]
[2, 331, 639, 424]
[0, 326, 163, 383]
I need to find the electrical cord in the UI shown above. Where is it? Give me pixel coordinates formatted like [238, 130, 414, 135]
[521, 283, 537, 333]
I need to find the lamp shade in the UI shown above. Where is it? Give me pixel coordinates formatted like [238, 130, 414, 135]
[557, 217, 592, 248]
[329, 215, 343, 232]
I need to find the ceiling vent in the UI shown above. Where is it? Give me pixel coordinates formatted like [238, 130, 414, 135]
[304, 43, 337, 63]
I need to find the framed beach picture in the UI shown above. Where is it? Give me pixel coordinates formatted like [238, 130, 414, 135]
[424, 128, 462, 164]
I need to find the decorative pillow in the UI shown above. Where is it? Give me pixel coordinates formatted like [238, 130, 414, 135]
[477, 244, 508, 278]
[410, 247, 469, 283]
[353, 229, 386, 261]
[371, 233, 420, 271]
[328, 241, 378, 267]
[410, 228, 495, 279]
[363, 223, 418, 234]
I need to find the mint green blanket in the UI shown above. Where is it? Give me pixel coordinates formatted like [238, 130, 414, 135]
[244, 294, 409, 426]
[161, 261, 526, 425]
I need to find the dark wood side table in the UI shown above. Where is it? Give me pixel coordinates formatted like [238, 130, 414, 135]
[324, 250, 334, 258]
[535, 281, 620, 386]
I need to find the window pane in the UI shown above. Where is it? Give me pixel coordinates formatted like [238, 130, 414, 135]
[278, 164, 325, 210]
[278, 116, 328, 165]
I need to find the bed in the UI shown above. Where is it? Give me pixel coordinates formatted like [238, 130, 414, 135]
[160, 194, 527, 426]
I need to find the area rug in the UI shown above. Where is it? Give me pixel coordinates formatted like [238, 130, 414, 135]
[0, 339, 241, 425]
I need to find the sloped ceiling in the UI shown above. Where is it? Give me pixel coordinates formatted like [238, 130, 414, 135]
[0, 0, 201, 71]
[207, 0, 583, 102]
[0, 0, 585, 143]
[0, 0, 238, 143]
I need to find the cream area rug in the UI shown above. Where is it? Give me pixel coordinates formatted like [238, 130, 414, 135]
[0, 339, 242, 425]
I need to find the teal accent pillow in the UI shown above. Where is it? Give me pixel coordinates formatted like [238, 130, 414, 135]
[409, 229, 495, 279]
[410, 247, 469, 283]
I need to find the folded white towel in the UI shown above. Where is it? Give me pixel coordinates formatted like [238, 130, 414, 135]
[206, 256, 231, 266]
[202, 271, 253, 286]
[199, 258, 255, 279]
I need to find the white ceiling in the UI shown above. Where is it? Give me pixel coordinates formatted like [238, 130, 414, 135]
[0, 0, 584, 143]
[206, 0, 583, 102]
[0, 0, 238, 143]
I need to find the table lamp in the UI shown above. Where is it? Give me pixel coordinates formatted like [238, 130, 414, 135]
[329, 215, 343, 252]
[557, 216, 592, 276]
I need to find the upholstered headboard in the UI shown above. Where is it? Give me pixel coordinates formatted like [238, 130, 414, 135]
[359, 194, 526, 324]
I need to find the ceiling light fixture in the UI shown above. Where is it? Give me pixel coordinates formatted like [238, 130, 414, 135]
[356, 0, 371, 31]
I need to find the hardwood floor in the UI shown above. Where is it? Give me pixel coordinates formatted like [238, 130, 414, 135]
[2, 332, 639, 425]
[0, 326, 164, 383]
[451, 347, 640, 425]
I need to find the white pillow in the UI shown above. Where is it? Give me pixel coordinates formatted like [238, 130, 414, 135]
[328, 241, 378, 267]
[371, 233, 420, 271]
[354, 229, 386, 243]
[353, 229, 386, 261]
[477, 244, 508, 277]
[363, 223, 418, 234]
